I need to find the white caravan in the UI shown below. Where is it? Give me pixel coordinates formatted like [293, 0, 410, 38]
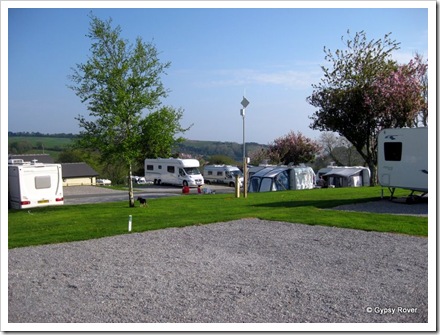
[248, 165, 315, 193]
[203, 165, 243, 187]
[8, 159, 64, 209]
[377, 127, 428, 197]
[144, 158, 204, 187]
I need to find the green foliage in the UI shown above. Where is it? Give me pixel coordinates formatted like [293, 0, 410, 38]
[68, 14, 184, 206]
[177, 140, 266, 162]
[139, 106, 191, 161]
[8, 187, 427, 249]
[8, 140, 33, 154]
[206, 154, 237, 165]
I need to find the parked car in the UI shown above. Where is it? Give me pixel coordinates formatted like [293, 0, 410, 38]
[96, 178, 112, 186]
[130, 176, 148, 185]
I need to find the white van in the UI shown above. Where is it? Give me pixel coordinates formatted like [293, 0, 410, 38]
[144, 158, 204, 187]
[377, 127, 428, 197]
[203, 165, 243, 187]
[8, 159, 64, 209]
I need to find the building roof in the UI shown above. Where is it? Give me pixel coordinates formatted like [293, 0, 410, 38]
[8, 154, 54, 164]
[61, 162, 99, 178]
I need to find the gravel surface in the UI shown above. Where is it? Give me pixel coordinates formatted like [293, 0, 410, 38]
[8, 218, 427, 324]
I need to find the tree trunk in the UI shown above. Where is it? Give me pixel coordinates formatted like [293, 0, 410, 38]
[128, 163, 135, 207]
[368, 160, 377, 186]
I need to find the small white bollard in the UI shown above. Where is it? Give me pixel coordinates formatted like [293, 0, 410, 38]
[128, 215, 132, 232]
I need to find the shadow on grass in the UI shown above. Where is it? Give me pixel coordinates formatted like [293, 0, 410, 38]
[252, 197, 381, 209]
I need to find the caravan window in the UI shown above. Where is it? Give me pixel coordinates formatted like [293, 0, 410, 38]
[217, 171, 223, 176]
[146, 165, 154, 171]
[384, 142, 402, 161]
[35, 175, 51, 189]
[207, 171, 213, 176]
[167, 166, 175, 173]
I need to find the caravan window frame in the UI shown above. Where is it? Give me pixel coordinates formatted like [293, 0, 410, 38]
[384, 142, 403, 161]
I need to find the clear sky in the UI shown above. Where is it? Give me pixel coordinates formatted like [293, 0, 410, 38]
[4, 1, 432, 144]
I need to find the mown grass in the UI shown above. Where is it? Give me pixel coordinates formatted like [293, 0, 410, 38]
[8, 187, 428, 249]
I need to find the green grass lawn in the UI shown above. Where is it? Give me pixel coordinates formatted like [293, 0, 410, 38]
[8, 187, 428, 249]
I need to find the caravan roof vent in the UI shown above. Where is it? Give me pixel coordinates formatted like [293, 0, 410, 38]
[8, 159, 25, 165]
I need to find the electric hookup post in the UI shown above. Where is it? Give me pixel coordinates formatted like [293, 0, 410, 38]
[241, 96, 250, 198]
[235, 174, 240, 198]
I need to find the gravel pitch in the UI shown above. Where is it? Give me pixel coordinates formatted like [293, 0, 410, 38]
[8, 217, 427, 324]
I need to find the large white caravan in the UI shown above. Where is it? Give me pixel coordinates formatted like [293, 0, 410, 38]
[203, 165, 243, 187]
[248, 165, 315, 193]
[8, 159, 64, 209]
[377, 127, 428, 197]
[144, 158, 204, 187]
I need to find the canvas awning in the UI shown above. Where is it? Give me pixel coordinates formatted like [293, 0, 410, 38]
[323, 168, 363, 178]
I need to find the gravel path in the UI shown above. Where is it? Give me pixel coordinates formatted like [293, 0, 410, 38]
[8, 218, 427, 324]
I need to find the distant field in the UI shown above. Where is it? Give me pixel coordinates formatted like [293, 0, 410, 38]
[8, 136, 74, 148]
[8, 135, 266, 162]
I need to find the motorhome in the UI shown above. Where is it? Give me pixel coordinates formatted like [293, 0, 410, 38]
[203, 165, 243, 187]
[377, 127, 428, 198]
[144, 158, 204, 187]
[248, 165, 315, 193]
[8, 159, 64, 209]
[316, 166, 370, 188]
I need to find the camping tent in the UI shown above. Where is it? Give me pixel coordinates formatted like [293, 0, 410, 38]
[317, 166, 370, 188]
[248, 165, 315, 193]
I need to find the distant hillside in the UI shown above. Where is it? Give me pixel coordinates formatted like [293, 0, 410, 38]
[176, 140, 266, 162]
[8, 133, 266, 162]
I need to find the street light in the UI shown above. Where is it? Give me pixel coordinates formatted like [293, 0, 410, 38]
[241, 96, 250, 198]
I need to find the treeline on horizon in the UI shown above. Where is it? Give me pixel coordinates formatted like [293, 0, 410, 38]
[8, 131, 78, 138]
[8, 131, 267, 163]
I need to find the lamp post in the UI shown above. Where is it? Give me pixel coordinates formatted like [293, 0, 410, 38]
[241, 96, 250, 198]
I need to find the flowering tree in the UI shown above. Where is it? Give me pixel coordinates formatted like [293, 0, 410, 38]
[307, 30, 427, 184]
[365, 56, 428, 130]
[267, 131, 321, 165]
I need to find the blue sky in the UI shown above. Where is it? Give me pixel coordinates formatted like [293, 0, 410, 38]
[4, 2, 432, 144]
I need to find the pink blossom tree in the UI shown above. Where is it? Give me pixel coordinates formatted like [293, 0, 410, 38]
[365, 56, 428, 130]
[267, 131, 321, 165]
[308, 31, 428, 184]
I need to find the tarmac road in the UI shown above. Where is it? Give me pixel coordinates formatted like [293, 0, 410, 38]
[63, 184, 234, 205]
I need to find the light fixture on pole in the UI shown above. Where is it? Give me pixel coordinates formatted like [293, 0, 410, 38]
[240, 96, 250, 198]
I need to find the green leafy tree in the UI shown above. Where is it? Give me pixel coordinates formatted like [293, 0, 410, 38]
[307, 30, 426, 184]
[138, 106, 191, 161]
[69, 14, 173, 207]
[8, 140, 33, 154]
[206, 154, 237, 165]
